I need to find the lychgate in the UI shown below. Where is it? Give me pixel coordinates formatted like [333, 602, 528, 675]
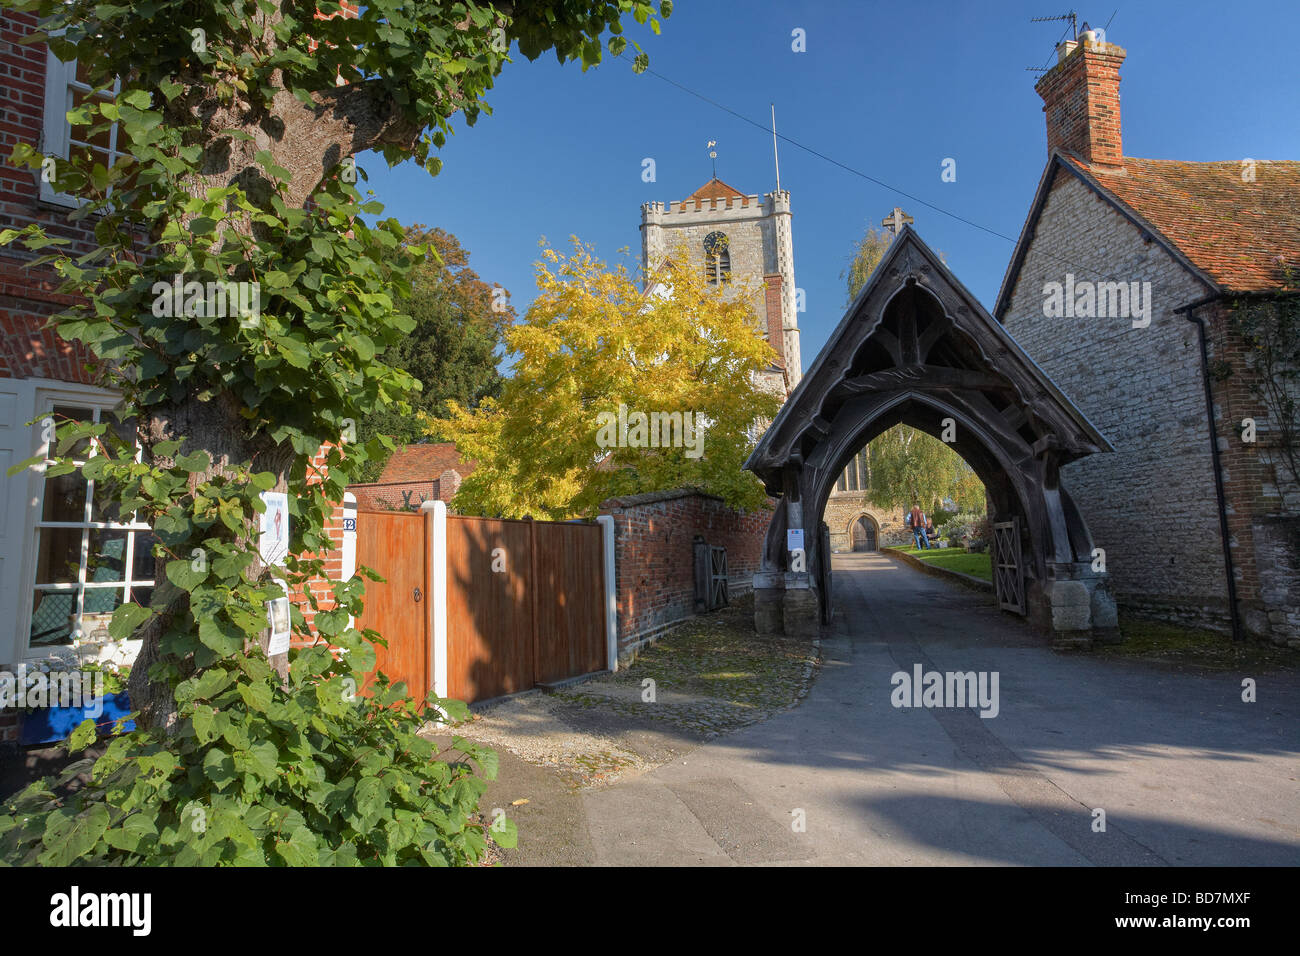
[744, 227, 1120, 644]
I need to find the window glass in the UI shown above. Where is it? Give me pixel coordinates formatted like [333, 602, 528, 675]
[40, 472, 87, 522]
[32, 527, 82, 585]
[27, 401, 154, 652]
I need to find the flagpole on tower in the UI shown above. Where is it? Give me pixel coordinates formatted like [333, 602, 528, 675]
[771, 103, 781, 192]
[707, 139, 717, 179]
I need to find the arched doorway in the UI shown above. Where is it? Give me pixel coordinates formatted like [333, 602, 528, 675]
[850, 515, 877, 552]
[744, 227, 1119, 643]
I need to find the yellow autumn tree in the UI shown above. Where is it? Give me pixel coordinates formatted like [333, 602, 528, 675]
[438, 237, 782, 519]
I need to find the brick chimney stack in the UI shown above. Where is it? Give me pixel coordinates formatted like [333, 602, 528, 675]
[1034, 31, 1127, 170]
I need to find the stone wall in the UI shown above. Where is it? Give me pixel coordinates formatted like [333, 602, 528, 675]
[641, 188, 801, 389]
[598, 488, 771, 659]
[822, 493, 906, 551]
[1000, 172, 1230, 624]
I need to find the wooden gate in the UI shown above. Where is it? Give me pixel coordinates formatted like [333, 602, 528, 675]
[355, 510, 428, 695]
[357, 509, 608, 705]
[992, 518, 1025, 614]
[532, 521, 606, 686]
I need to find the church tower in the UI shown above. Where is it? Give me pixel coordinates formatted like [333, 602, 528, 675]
[640, 177, 802, 396]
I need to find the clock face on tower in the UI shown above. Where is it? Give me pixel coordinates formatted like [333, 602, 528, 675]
[703, 231, 729, 255]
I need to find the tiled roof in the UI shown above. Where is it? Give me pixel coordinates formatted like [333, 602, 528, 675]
[685, 177, 749, 203]
[1066, 155, 1300, 292]
[377, 443, 474, 483]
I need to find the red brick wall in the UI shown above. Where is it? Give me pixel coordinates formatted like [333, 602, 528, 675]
[1204, 299, 1300, 643]
[1, 13, 103, 385]
[289, 443, 349, 645]
[348, 479, 439, 512]
[599, 489, 772, 655]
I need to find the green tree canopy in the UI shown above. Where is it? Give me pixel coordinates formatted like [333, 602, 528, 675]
[842, 224, 894, 306]
[862, 425, 985, 514]
[355, 226, 508, 480]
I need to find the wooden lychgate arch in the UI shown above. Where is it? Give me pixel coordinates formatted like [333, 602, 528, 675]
[745, 228, 1120, 642]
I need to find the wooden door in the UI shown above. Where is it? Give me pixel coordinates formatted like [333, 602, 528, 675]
[356, 511, 428, 697]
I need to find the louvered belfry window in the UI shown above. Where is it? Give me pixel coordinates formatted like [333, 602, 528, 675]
[703, 231, 730, 285]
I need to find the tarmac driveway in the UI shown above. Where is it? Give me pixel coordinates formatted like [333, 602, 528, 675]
[487, 552, 1300, 866]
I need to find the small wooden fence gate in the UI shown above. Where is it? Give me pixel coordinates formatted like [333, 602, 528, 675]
[355, 506, 613, 705]
[992, 518, 1025, 615]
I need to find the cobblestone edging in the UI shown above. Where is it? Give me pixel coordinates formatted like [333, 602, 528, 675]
[880, 547, 993, 593]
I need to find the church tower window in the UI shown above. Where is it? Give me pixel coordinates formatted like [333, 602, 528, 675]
[703, 231, 731, 285]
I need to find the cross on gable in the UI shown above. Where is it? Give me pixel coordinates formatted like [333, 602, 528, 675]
[882, 207, 914, 236]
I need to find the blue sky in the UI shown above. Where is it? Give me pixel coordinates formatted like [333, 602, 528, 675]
[362, 0, 1300, 365]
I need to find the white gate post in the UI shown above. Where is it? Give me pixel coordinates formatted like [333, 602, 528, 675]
[341, 492, 357, 630]
[596, 514, 618, 672]
[422, 500, 448, 698]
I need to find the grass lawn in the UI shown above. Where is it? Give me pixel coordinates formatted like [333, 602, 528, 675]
[894, 545, 992, 582]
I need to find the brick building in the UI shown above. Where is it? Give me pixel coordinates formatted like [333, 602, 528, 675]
[996, 30, 1300, 644]
[0, 11, 141, 681]
[347, 442, 475, 512]
[0, 10, 358, 712]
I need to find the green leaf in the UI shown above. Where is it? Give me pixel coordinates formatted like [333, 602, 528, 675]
[202, 748, 237, 789]
[38, 803, 111, 866]
[67, 718, 98, 754]
[238, 680, 272, 713]
[108, 602, 152, 640]
[166, 557, 207, 590]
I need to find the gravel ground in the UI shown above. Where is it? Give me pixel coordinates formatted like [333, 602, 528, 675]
[448, 593, 821, 790]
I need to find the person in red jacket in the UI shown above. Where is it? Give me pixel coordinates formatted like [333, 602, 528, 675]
[909, 504, 930, 549]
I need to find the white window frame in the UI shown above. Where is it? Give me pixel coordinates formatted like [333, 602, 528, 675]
[40, 49, 123, 208]
[17, 384, 149, 664]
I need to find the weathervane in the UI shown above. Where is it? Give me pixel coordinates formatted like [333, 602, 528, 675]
[707, 139, 717, 179]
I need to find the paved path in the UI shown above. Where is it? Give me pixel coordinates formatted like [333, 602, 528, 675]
[567, 553, 1300, 865]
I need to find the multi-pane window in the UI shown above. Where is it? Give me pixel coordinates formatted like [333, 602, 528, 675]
[28, 404, 155, 652]
[835, 449, 870, 494]
[40, 51, 123, 207]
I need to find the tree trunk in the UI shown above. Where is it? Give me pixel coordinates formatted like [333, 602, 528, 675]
[129, 390, 294, 733]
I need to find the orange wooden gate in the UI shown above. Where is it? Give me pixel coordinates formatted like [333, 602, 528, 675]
[355, 508, 608, 705]
[533, 521, 606, 685]
[355, 510, 428, 696]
